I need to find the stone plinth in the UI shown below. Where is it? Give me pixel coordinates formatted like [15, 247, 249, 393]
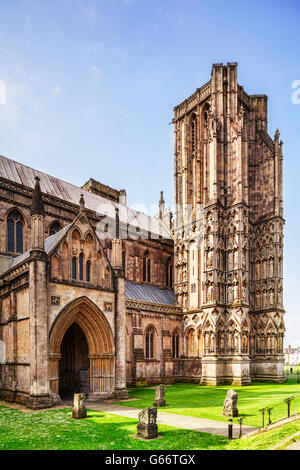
[136, 407, 158, 439]
[222, 389, 238, 417]
[153, 384, 166, 407]
[72, 393, 87, 419]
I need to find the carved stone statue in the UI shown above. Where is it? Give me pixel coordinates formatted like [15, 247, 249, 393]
[228, 285, 233, 303]
[154, 384, 166, 407]
[233, 284, 239, 300]
[222, 389, 238, 417]
[72, 393, 87, 419]
[207, 285, 213, 301]
[207, 250, 213, 268]
[137, 407, 158, 439]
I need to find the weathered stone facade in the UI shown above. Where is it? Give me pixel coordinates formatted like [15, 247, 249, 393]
[173, 62, 285, 385]
[0, 63, 285, 408]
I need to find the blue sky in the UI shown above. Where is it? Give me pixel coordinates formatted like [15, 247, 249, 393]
[0, 0, 299, 345]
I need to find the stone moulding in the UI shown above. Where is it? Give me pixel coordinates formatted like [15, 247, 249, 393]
[173, 81, 211, 121]
[126, 299, 182, 315]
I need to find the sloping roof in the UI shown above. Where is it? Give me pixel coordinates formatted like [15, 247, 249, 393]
[126, 280, 175, 305]
[44, 224, 71, 254]
[257, 129, 275, 153]
[0, 154, 171, 239]
[11, 224, 71, 269]
[11, 250, 30, 268]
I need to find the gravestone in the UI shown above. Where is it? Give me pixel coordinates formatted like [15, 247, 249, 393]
[222, 389, 238, 417]
[137, 407, 158, 439]
[72, 393, 87, 419]
[154, 384, 166, 407]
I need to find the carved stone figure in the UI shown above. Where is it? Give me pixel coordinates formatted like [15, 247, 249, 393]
[72, 393, 87, 419]
[137, 407, 158, 439]
[228, 285, 233, 303]
[222, 389, 238, 417]
[154, 384, 167, 407]
[233, 284, 239, 300]
[207, 285, 213, 302]
[207, 250, 213, 268]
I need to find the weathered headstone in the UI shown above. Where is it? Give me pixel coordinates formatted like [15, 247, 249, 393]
[222, 389, 238, 417]
[154, 384, 166, 407]
[72, 393, 87, 419]
[137, 407, 158, 439]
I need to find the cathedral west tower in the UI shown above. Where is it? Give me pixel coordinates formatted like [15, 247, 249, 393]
[173, 63, 285, 385]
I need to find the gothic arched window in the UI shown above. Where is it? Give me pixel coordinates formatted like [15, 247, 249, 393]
[122, 249, 126, 275]
[72, 257, 77, 280]
[145, 327, 155, 359]
[191, 114, 197, 154]
[50, 221, 62, 236]
[166, 258, 173, 288]
[186, 329, 197, 357]
[7, 209, 24, 254]
[86, 260, 91, 282]
[79, 253, 84, 281]
[143, 251, 151, 283]
[172, 330, 180, 359]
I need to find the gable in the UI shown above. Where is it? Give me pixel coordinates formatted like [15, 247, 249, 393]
[49, 211, 114, 290]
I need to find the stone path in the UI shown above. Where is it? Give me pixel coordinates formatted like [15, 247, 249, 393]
[0, 398, 256, 438]
[287, 440, 300, 450]
[79, 400, 257, 438]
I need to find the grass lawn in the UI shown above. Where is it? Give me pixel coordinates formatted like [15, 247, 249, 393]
[230, 420, 300, 450]
[0, 405, 227, 450]
[285, 365, 300, 374]
[0, 404, 299, 450]
[116, 381, 300, 427]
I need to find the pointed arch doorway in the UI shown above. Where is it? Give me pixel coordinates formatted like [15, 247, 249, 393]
[49, 297, 115, 400]
[59, 323, 90, 396]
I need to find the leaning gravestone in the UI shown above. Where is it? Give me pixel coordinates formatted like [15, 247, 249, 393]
[72, 393, 87, 419]
[137, 407, 158, 439]
[154, 384, 167, 407]
[222, 389, 239, 417]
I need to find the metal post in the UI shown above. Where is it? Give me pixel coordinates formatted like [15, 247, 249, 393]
[228, 419, 233, 440]
[267, 407, 272, 426]
[284, 396, 295, 418]
[259, 408, 266, 428]
[297, 371, 300, 384]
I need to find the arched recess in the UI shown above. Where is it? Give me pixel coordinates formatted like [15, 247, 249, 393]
[49, 296, 114, 397]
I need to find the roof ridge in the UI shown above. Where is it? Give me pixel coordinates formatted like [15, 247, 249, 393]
[0, 154, 171, 238]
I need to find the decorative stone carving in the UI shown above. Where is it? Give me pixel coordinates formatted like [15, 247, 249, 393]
[137, 407, 158, 439]
[222, 389, 238, 417]
[154, 384, 166, 407]
[72, 393, 87, 419]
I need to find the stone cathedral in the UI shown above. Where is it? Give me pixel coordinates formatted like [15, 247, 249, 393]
[0, 63, 285, 409]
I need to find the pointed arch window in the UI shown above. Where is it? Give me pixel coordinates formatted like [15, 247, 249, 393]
[145, 327, 155, 359]
[79, 253, 84, 281]
[122, 249, 126, 275]
[143, 251, 151, 283]
[7, 209, 24, 254]
[166, 258, 173, 288]
[86, 260, 91, 282]
[191, 113, 197, 154]
[72, 257, 77, 280]
[50, 221, 62, 236]
[172, 330, 180, 359]
[186, 329, 197, 357]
